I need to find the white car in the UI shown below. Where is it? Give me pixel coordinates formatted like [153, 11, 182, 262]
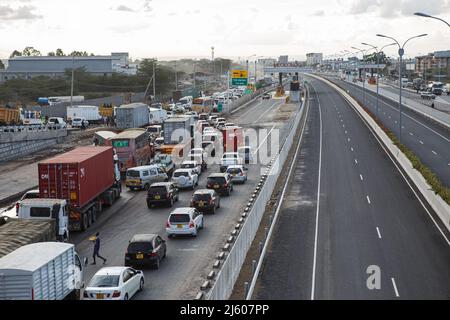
[166, 207, 204, 238]
[72, 117, 89, 128]
[226, 165, 248, 183]
[224, 122, 235, 128]
[83, 267, 144, 300]
[171, 168, 198, 189]
[180, 160, 202, 176]
[203, 126, 215, 134]
[48, 117, 67, 128]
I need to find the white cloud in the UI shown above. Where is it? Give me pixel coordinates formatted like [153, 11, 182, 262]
[0, 4, 42, 20]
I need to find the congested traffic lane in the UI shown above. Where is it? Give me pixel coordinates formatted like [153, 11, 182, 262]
[71, 92, 301, 300]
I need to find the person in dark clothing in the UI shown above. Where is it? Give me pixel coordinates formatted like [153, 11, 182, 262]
[431, 102, 435, 109]
[91, 232, 107, 265]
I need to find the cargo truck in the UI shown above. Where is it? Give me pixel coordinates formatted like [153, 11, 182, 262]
[161, 116, 193, 160]
[116, 103, 149, 129]
[67, 105, 102, 123]
[0, 217, 56, 258]
[37, 146, 121, 231]
[0, 242, 86, 300]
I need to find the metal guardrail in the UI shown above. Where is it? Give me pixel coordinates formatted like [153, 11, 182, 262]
[198, 89, 308, 300]
[0, 124, 66, 133]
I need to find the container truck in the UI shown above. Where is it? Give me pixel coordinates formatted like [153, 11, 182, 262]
[67, 105, 102, 123]
[37, 146, 121, 231]
[0, 242, 86, 300]
[115, 103, 149, 129]
[0, 217, 56, 258]
[0, 106, 20, 126]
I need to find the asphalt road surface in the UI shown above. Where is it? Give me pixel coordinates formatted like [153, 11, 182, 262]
[329, 77, 450, 188]
[253, 76, 450, 300]
[71, 88, 301, 300]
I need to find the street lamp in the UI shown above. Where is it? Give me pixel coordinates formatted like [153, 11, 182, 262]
[376, 33, 428, 143]
[414, 12, 450, 27]
[351, 46, 371, 107]
[361, 42, 396, 118]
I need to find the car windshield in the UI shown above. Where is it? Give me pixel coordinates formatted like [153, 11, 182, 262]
[202, 142, 212, 148]
[126, 170, 140, 178]
[223, 154, 238, 159]
[208, 177, 226, 184]
[148, 186, 167, 194]
[128, 242, 153, 253]
[89, 275, 120, 288]
[73, 118, 82, 121]
[173, 171, 189, 177]
[169, 214, 190, 223]
[181, 163, 195, 168]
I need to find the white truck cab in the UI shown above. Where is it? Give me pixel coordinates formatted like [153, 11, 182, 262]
[17, 199, 69, 242]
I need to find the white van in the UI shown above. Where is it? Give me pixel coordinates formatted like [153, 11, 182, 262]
[125, 165, 168, 191]
[47, 117, 67, 128]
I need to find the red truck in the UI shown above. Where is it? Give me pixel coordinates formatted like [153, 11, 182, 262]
[221, 126, 244, 153]
[38, 146, 121, 231]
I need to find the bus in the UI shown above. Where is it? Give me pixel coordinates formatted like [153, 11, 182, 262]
[110, 129, 154, 178]
[191, 97, 213, 113]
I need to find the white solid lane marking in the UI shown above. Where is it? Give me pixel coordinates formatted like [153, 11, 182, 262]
[366, 195, 371, 204]
[419, 140, 424, 145]
[360, 174, 363, 181]
[391, 278, 400, 297]
[253, 101, 281, 123]
[253, 126, 275, 155]
[376, 227, 382, 239]
[310, 85, 324, 301]
[432, 150, 437, 155]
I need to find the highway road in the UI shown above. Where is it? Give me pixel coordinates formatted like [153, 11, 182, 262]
[328, 77, 450, 188]
[252, 76, 450, 299]
[71, 89, 300, 300]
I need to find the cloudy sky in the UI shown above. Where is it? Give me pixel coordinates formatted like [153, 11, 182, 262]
[0, 0, 449, 60]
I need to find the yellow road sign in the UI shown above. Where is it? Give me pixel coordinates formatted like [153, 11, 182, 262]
[232, 70, 248, 79]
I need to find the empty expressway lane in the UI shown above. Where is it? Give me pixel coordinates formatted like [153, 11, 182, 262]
[252, 76, 450, 300]
[330, 77, 450, 188]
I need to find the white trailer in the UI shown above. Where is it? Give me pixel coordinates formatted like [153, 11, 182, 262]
[149, 107, 168, 124]
[0, 242, 85, 300]
[67, 105, 102, 123]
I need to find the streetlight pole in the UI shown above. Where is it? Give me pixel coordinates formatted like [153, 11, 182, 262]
[152, 58, 156, 100]
[414, 12, 450, 27]
[70, 55, 74, 108]
[175, 60, 178, 91]
[361, 42, 396, 119]
[351, 46, 369, 107]
[377, 33, 428, 144]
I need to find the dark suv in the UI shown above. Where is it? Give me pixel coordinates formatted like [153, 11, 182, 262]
[125, 234, 167, 269]
[147, 182, 179, 208]
[191, 189, 220, 214]
[206, 173, 233, 196]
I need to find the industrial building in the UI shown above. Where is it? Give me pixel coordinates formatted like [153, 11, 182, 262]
[0, 52, 137, 83]
[306, 53, 323, 66]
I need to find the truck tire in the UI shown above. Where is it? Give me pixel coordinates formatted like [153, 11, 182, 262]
[81, 213, 89, 231]
[91, 207, 97, 224]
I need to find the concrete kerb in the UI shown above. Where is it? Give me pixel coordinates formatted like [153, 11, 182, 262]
[311, 74, 450, 233]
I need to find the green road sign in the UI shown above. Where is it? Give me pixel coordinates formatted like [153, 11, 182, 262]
[232, 78, 248, 86]
[217, 103, 223, 112]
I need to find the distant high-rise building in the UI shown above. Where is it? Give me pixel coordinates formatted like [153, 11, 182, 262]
[278, 55, 289, 64]
[306, 53, 323, 66]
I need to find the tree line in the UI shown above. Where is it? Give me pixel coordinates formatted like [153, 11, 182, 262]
[9, 47, 95, 58]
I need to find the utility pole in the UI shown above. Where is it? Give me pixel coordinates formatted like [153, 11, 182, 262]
[70, 55, 74, 108]
[246, 60, 249, 84]
[254, 60, 257, 84]
[211, 46, 215, 83]
[175, 60, 178, 91]
[152, 58, 156, 100]
[193, 62, 196, 90]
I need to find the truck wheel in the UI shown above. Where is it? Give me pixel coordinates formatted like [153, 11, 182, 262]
[91, 207, 97, 224]
[81, 214, 88, 231]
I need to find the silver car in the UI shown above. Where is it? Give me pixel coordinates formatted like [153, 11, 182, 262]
[171, 169, 198, 189]
[226, 165, 248, 183]
[165, 207, 204, 238]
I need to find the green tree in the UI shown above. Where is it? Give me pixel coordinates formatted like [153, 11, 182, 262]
[48, 51, 56, 56]
[9, 50, 22, 58]
[55, 48, 65, 56]
[22, 47, 42, 56]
